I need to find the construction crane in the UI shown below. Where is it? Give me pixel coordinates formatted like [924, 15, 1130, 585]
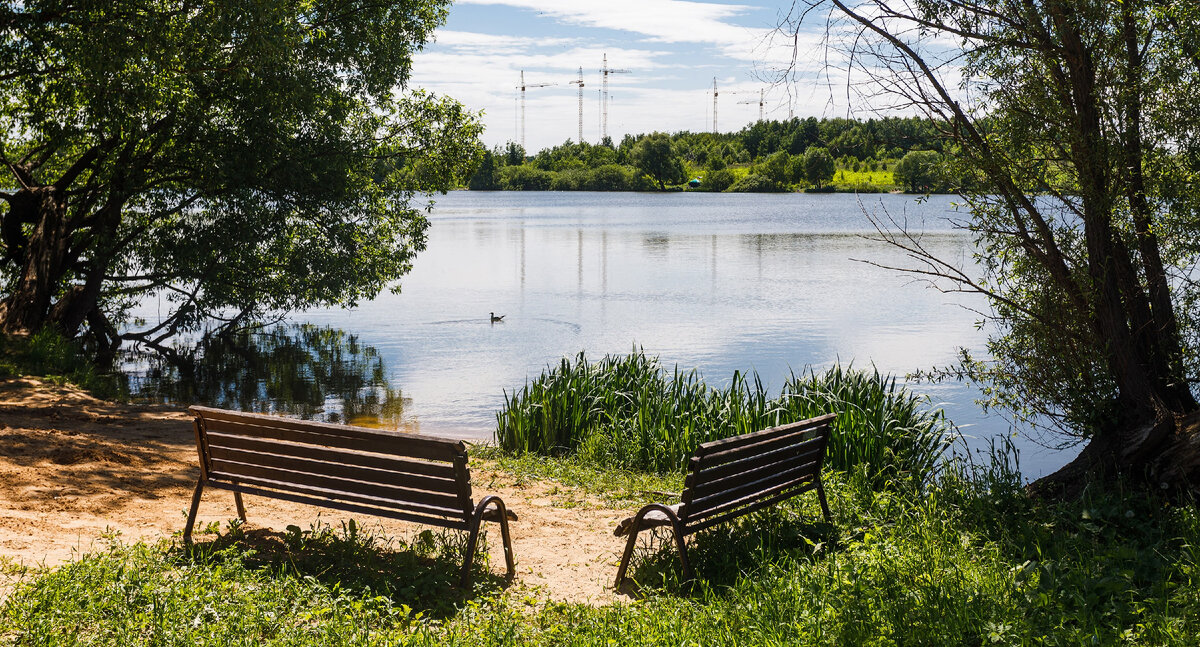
[711, 77, 719, 133]
[568, 67, 585, 144]
[515, 70, 555, 150]
[738, 89, 766, 123]
[599, 53, 630, 140]
[712, 79, 751, 133]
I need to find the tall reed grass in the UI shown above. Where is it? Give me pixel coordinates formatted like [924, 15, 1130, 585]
[495, 349, 953, 487]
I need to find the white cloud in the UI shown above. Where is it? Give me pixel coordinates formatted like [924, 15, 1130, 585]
[457, 0, 759, 45]
[431, 30, 579, 55]
[407, 2, 884, 150]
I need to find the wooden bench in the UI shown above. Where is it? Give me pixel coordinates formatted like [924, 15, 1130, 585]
[184, 406, 515, 587]
[613, 413, 834, 587]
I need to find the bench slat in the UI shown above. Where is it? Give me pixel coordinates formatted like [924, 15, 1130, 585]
[192, 406, 464, 451]
[695, 414, 833, 456]
[208, 460, 468, 516]
[683, 481, 819, 536]
[685, 436, 826, 490]
[208, 469, 470, 520]
[205, 433, 459, 480]
[695, 426, 829, 468]
[199, 416, 462, 463]
[209, 445, 460, 496]
[687, 447, 824, 501]
[207, 481, 470, 530]
[684, 461, 820, 519]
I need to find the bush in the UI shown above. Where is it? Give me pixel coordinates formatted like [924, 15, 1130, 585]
[550, 169, 587, 191]
[499, 165, 553, 191]
[496, 349, 953, 488]
[585, 164, 631, 191]
[705, 168, 736, 192]
[728, 173, 785, 193]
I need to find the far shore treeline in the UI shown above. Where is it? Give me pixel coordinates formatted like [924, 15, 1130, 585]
[467, 116, 957, 194]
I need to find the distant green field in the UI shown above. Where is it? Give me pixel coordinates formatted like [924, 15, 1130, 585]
[833, 168, 896, 192]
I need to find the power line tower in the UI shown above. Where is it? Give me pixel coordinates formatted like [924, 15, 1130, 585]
[515, 70, 555, 150]
[568, 67, 585, 144]
[599, 53, 630, 140]
[738, 89, 766, 122]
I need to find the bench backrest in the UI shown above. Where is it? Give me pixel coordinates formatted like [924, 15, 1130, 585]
[678, 413, 834, 535]
[190, 406, 475, 530]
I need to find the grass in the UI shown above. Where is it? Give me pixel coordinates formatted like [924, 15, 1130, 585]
[495, 350, 953, 490]
[472, 446, 684, 507]
[5, 458, 1200, 645]
[832, 168, 897, 192]
[1, 519, 507, 645]
[0, 328, 127, 399]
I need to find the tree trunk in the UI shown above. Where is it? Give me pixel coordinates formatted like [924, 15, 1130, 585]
[1030, 411, 1200, 499]
[0, 186, 72, 334]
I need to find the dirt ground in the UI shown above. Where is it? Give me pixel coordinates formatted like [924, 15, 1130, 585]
[0, 378, 637, 605]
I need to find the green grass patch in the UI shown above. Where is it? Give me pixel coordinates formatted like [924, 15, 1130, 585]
[7, 466, 1200, 645]
[832, 168, 896, 191]
[472, 446, 684, 507]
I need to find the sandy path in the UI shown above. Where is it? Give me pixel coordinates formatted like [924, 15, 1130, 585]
[0, 378, 634, 604]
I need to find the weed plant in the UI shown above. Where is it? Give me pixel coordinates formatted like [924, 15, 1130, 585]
[496, 350, 952, 488]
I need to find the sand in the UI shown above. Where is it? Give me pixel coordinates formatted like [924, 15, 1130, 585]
[0, 378, 637, 604]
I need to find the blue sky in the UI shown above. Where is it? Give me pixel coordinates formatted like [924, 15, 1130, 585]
[410, 0, 843, 152]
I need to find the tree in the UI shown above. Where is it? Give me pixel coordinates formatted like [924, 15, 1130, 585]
[503, 142, 526, 166]
[893, 150, 943, 193]
[468, 150, 499, 190]
[782, 0, 1200, 493]
[0, 0, 482, 351]
[630, 133, 686, 190]
[803, 146, 835, 189]
[760, 150, 793, 186]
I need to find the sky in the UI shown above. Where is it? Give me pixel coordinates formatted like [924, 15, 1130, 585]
[410, 0, 846, 153]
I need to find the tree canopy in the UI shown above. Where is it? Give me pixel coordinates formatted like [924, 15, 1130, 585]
[631, 133, 686, 190]
[803, 147, 835, 188]
[0, 0, 482, 351]
[786, 0, 1200, 492]
[893, 150, 943, 193]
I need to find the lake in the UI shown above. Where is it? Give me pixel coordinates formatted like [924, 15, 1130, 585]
[129, 191, 1077, 479]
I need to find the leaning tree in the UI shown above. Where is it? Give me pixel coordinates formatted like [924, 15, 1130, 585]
[780, 0, 1200, 493]
[0, 0, 482, 353]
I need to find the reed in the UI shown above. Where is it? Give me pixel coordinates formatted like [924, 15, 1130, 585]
[495, 349, 953, 487]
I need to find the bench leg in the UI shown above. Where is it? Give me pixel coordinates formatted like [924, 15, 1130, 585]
[614, 503, 690, 588]
[816, 480, 832, 523]
[673, 524, 692, 581]
[233, 490, 247, 523]
[494, 499, 516, 579]
[460, 495, 514, 588]
[614, 525, 641, 588]
[183, 480, 205, 545]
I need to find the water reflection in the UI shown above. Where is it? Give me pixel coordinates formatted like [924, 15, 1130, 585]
[127, 325, 414, 430]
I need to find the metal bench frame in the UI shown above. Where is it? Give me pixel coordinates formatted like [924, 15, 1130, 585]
[184, 406, 514, 587]
[614, 413, 834, 587]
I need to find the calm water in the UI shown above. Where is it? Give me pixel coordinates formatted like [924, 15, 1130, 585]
[131, 191, 1077, 479]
